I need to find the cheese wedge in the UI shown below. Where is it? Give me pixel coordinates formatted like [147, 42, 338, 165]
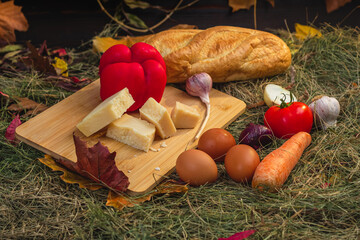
[76, 88, 134, 137]
[171, 101, 201, 128]
[106, 114, 155, 152]
[139, 97, 176, 139]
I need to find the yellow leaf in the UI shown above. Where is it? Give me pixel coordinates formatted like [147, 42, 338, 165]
[92, 35, 148, 53]
[52, 57, 68, 77]
[92, 37, 125, 53]
[294, 23, 322, 40]
[38, 155, 103, 190]
[106, 179, 188, 210]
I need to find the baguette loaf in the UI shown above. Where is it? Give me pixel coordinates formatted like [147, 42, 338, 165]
[95, 26, 292, 83]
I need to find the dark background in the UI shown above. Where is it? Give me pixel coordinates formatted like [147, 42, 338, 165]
[15, 0, 360, 48]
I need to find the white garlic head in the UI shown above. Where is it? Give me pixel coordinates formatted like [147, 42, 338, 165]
[309, 95, 340, 130]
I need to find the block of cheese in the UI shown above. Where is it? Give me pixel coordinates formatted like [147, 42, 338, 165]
[106, 114, 155, 152]
[171, 101, 201, 128]
[139, 97, 176, 139]
[76, 88, 135, 137]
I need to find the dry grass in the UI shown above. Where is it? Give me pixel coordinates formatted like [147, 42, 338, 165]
[1, 24, 360, 239]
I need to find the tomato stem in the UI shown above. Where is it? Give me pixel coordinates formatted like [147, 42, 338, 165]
[279, 92, 294, 109]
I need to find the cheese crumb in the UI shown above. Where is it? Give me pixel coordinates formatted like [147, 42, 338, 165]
[160, 142, 167, 148]
[155, 167, 160, 171]
[149, 147, 160, 152]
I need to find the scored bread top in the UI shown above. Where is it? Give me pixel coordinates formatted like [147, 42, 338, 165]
[141, 26, 291, 83]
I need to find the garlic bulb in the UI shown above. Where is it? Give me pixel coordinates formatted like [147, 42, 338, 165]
[309, 95, 340, 130]
[186, 73, 213, 140]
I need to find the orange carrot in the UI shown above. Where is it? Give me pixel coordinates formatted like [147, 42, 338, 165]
[252, 131, 312, 191]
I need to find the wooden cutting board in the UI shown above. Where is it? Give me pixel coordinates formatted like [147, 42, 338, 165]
[16, 79, 246, 195]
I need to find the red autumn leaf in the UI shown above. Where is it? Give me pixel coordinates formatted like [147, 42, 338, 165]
[44, 76, 92, 92]
[56, 134, 130, 192]
[70, 76, 88, 83]
[0, 1, 29, 43]
[52, 48, 67, 57]
[0, 90, 9, 98]
[5, 114, 21, 144]
[218, 230, 256, 240]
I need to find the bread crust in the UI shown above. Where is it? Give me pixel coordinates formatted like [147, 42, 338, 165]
[141, 26, 291, 83]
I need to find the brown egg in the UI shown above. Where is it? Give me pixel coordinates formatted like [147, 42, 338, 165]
[176, 149, 218, 186]
[224, 144, 260, 183]
[197, 128, 236, 162]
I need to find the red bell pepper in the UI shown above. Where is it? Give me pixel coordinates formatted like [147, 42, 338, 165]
[99, 42, 167, 111]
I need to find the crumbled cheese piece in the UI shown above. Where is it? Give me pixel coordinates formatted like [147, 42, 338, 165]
[171, 101, 200, 129]
[77, 87, 134, 137]
[149, 147, 160, 152]
[155, 167, 160, 171]
[139, 97, 176, 139]
[160, 142, 167, 148]
[106, 114, 155, 152]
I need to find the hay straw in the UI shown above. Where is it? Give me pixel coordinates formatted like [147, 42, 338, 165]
[1, 24, 359, 239]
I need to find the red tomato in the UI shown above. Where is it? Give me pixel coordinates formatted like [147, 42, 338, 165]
[264, 102, 313, 139]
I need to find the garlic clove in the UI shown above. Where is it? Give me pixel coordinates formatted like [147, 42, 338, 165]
[185, 72, 213, 140]
[309, 95, 340, 130]
[186, 72, 212, 104]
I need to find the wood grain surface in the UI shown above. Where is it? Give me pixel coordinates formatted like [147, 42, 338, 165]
[16, 79, 246, 195]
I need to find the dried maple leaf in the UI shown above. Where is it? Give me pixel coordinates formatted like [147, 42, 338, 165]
[106, 179, 188, 210]
[7, 96, 48, 117]
[326, 0, 352, 13]
[218, 230, 256, 240]
[228, 0, 274, 12]
[44, 75, 92, 92]
[38, 155, 103, 190]
[23, 41, 56, 75]
[0, 1, 29, 43]
[56, 134, 130, 192]
[5, 114, 21, 145]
